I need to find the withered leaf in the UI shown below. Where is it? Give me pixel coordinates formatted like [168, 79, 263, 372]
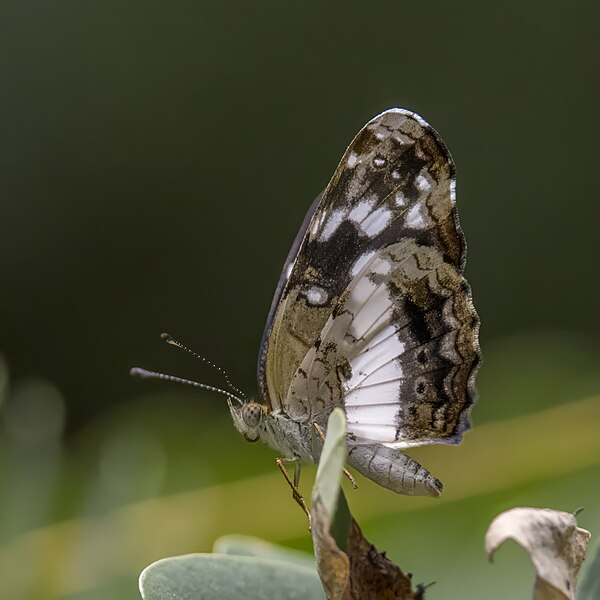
[485, 507, 590, 600]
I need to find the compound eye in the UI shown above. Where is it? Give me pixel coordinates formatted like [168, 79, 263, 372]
[242, 403, 262, 427]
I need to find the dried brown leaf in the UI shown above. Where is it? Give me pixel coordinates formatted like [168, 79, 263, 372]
[346, 518, 418, 600]
[485, 507, 591, 600]
[312, 496, 350, 600]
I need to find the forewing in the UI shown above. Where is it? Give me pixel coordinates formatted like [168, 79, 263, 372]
[258, 108, 479, 440]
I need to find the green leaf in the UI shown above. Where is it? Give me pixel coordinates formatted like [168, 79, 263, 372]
[312, 407, 352, 553]
[328, 488, 351, 554]
[139, 553, 325, 600]
[313, 407, 347, 519]
[311, 409, 351, 599]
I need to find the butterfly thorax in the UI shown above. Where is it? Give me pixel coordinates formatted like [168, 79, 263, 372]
[261, 411, 316, 461]
[228, 399, 315, 462]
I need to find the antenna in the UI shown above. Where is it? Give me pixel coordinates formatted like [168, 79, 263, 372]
[130, 367, 243, 405]
[160, 332, 245, 397]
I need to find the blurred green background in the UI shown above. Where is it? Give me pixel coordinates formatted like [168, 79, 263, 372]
[0, 1, 598, 598]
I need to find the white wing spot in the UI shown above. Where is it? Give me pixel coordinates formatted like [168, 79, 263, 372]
[305, 286, 328, 305]
[351, 251, 376, 277]
[360, 206, 392, 237]
[347, 152, 359, 168]
[348, 198, 375, 224]
[392, 131, 414, 145]
[319, 207, 346, 241]
[405, 203, 431, 229]
[372, 123, 392, 140]
[395, 191, 408, 207]
[370, 257, 391, 276]
[373, 155, 386, 168]
[415, 168, 434, 192]
[391, 170, 401, 181]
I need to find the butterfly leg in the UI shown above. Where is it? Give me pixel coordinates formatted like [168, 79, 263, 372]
[342, 467, 358, 489]
[275, 458, 311, 526]
[312, 422, 358, 489]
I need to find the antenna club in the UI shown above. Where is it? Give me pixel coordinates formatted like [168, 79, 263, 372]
[130, 367, 152, 378]
[160, 332, 177, 345]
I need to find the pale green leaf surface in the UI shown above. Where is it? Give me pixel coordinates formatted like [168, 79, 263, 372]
[213, 534, 315, 570]
[311, 409, 351, 599]
[139, 553, 324, 600]
[313, 408, 347, 518]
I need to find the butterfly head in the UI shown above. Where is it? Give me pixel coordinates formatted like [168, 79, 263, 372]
[227, 398, 266, 443]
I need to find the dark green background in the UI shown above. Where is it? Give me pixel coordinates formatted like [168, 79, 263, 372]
[0, 2, 598, 599]
[1, 0, 598, 426]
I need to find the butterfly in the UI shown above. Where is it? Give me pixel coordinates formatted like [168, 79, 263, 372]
[133, 108, 480, 515]
[231, 108, 480, 504]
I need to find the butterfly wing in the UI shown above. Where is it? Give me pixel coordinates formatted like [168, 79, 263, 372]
[258, 108, 480, 449]
[257, 193, 321, 410]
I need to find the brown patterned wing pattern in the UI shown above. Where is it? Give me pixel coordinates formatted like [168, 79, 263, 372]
[258, 108, 480, 447]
